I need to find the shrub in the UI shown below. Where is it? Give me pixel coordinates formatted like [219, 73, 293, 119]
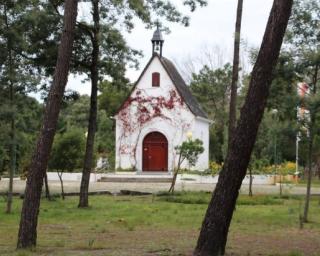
[259, 161, 296, 175]
[209, 161, 222, 176]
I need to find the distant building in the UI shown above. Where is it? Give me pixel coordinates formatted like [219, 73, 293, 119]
[114, 27, 211, 173]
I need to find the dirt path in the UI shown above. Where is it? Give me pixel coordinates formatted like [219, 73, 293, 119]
[1, 227, 319, 255]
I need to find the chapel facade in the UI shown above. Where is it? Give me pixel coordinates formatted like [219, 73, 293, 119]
[114, 27, 211, 173]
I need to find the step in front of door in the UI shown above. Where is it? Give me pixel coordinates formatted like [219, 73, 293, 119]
[98, 176, 172, 183]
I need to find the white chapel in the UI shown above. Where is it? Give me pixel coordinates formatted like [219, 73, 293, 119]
[114, 27, 211, 173]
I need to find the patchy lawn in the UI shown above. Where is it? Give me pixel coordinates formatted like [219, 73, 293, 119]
[0, 193, 320, 255]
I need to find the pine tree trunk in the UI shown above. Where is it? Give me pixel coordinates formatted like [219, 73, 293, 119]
[303, 133, 313, 222]
[6, 106, 15, 214]
[57, 171, 65, 200]
[6, 69, 16, 214]
[303, 65, 319, 222]
[194, 1, 293, 255]
[78, 0, 100, 208]
[249, 166, 253, 197]
[17, 0, 78, 248]
[279, 173, 283, 197]
[4, 5, 16, 215]
[228, 0, 243, 149]
[303, 65, 318, 222]
[44, 172, 51, 201]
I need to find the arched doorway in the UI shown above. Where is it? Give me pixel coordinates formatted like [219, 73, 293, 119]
[142, 132, 168, 172]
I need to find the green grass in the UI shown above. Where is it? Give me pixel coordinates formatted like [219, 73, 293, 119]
[296, 178, 320, 187]
[157, 191, 290, 206]
[0, 193, 320, 255]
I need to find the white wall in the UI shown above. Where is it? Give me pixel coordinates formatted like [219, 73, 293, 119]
[47, 172, 101, 182]
[178, 174, 277, 185]
[115, 56, 210, 172]
[191, 117, 210, 170]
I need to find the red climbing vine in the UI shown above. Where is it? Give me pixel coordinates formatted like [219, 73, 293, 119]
[118, 89, 184, 136]
[116, 88, 191, 169]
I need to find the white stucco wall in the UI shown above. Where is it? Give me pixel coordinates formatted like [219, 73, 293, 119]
[115, 56, 210, 172]
[192, 117, 210, 170]
[46, 172, 101, 182]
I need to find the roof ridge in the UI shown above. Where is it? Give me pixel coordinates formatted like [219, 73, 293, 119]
[159, 57, 208, 119]
[115, 54, 208, 119]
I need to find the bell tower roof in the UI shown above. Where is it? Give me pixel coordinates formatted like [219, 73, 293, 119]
[151, 25, 164, 42]
[151, 24, 164, 57]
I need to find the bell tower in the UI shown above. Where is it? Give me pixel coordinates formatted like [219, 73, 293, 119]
[151, 24, 164, 57]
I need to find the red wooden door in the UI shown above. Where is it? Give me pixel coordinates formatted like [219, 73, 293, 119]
[143, 132, 168, 172]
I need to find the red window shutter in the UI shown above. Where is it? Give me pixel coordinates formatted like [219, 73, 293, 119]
[152, 72, 160, 87]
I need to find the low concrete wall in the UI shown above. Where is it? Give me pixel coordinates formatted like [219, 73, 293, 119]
[47, 172, 101, 182]
[242, 175, 277, 185]
[46, 172, 296, 185]
[178, 174, 279, 185]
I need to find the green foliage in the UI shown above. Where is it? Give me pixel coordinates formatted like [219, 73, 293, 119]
[0, 0, 208, 176]
[250, 161, 297, 175]
[208, 161, 222, 176]
[98, 80, 132, 116]
[285, 0, 320, 172]
[97, 81, 132, 168]
[158, 192, 286, 206]
[239, 50, 300, 166]
[58, 95, 90, 132]
[190, 64, 232, 163]
[157, 191, 210, 204]
[286, 0, 320, 49]
[0, 0, 42, 92]
[0, 92, 42, 175]
[36, 0, 208, 86]
[190, 56, 301, 166]
[175, 138, 204, 167]
[95, 110, 115, 166]
[52, 90, 132, 171]
[266, 52, 299, 119]
[48, 130, 85, 173]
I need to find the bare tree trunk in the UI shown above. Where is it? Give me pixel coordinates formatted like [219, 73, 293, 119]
[279, 172, 283, 197]
[303, 64, 318, 223]
[228, 0, 243, 149]
[194, 1, 293, 255]
[248, 166, 253, 197]
[44, 172, 51, 201]
[4, 4, 16, 215]
[6, 64, 16, 214]
[78, 0, 100, 208]
[17, 0, 78, 248]
[57, 171, 65, 200]
[169, 154, 182, 193]
[303, 135, 313, 222]
[6, 97, 15, 214]
[168, 170, 178, 193]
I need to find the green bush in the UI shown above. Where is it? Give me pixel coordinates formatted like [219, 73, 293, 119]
[48, 129, 86, 172]
[157, 192, 286, 206]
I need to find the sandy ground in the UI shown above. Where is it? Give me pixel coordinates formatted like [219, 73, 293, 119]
[1, 179, 320, 195]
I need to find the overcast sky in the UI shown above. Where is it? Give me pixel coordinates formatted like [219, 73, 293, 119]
[29, 0, 274, 99]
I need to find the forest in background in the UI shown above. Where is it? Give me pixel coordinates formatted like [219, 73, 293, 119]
[1, 46, 319, 178]
[0, 0, 319, 179]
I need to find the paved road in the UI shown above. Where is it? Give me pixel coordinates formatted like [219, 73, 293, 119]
[1, 179, 320, 195]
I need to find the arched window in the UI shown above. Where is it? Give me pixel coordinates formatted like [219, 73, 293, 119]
[152, 72, 160, 87]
